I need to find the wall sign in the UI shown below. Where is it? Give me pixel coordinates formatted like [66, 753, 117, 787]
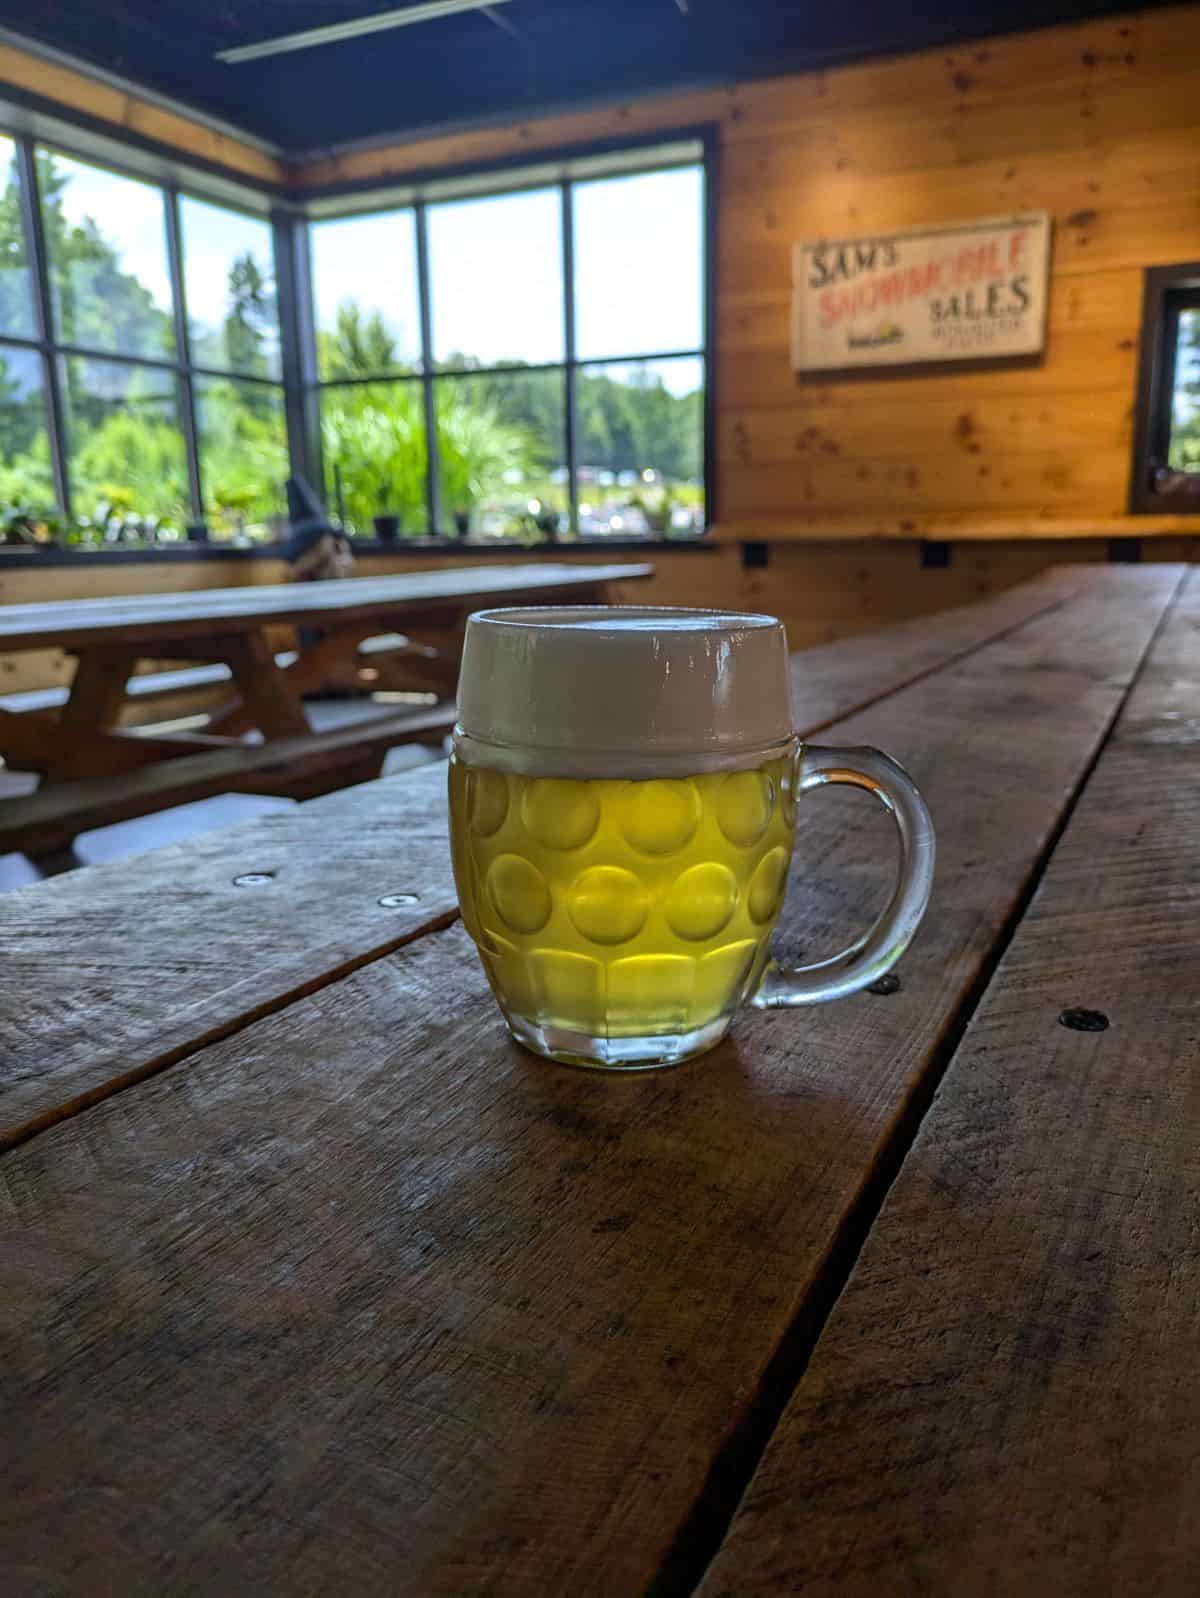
[792, 212, 1051, 371]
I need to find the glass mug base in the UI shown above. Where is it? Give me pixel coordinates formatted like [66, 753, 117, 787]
[504, 1009, 732, 1071]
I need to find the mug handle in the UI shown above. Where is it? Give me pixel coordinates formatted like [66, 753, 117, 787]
[749, 744, 936, 1009]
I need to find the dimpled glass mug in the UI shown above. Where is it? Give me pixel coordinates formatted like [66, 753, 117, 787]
[449, 606, 935, 1070]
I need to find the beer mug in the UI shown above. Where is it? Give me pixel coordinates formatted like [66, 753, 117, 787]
[449, 607, 934, 1069]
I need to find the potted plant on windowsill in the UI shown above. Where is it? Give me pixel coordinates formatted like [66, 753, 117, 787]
[372, 475, 401, 543]
[0, 503, 63, 549]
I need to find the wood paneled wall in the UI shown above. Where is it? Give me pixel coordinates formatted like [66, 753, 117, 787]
[0, 42, 283, 186]
[297, 3, 1200, 544]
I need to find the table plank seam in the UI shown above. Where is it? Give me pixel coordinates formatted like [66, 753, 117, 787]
[647, 566, 1191, 1598]
[0, 904, 462, 1157]
[797, 590, 1076, 737]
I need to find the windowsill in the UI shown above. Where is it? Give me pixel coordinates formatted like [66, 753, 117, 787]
[0, 534, 716, 568]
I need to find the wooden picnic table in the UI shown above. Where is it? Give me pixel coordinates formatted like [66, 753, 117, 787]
[0, 561, 649, 857]
[1, 562, 1197, 1595]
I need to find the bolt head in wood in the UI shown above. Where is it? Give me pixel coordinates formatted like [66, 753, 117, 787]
[1058, 1006, 1109, 1032]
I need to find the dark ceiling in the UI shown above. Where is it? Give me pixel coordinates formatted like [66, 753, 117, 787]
[0, 0, 1175, 157]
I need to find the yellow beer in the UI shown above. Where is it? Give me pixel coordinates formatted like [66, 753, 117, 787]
[449, 751, 797, 1057]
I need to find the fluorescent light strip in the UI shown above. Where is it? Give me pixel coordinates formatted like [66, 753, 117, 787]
[216, 0, 515, 65]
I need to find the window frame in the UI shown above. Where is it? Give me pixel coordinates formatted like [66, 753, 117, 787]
[302, 127, 717, 542]
[1130, 260, 1200, 514]
[0, 126, 292, 535]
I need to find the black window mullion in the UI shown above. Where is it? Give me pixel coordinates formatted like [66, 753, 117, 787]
[274, 209, 318, 501]
[16, 135, 71, 518]
[561, 179, 579, 539]
[701, 138, 716, 530]
[414, 200, 442, 537]
[292, 216, 325, 500]
[164, 188, 204, 523]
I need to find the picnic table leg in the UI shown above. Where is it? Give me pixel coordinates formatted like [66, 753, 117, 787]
[204, 625, 369, 738]
[61, 647, 136, 731]
[217, 631, 312, 740]
[280, 623, 377, 697]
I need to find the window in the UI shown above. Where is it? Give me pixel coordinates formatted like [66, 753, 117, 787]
[179, 196, 287, 538]
[572, 167, 703, 361]
[179, 196, 280, 379]
[437, 368, 567, 538]
[310, 207, 428, 536]
[321, 380, 429, 537]
[1131, 262, 1200, 512]
[577, 357, 703, 536]
[306, 140, 708, 541]
[0, 130, 289, 543]
[428, 188, 564, 369]
[43, 152, 175, 361]
[0, 343, 52, 505]
[60, 354, 187, 525]
[310, 210, 422, 379]
[0, 137, 35, 340]
[194, 377, 289, 539]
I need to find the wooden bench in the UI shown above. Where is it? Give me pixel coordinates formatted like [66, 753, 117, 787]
[0, 638, 439, 730]
[0, 700, 456, 858]
[1, 660, 242, 724]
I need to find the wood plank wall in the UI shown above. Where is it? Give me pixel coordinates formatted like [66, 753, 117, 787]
[0, 43, 283, 186]
[296, 3, 1200, 545]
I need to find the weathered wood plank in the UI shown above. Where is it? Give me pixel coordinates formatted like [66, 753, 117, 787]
[722, 453, 1129, 521]
[719, 387, 1136, 466]
[0, 564, 651, 652]
[0, 570, 1091, 1151]
[0, 762, 459, 1150]
[0, 568, 1181, 1595]
[695, 569, 1200, 1598]
[0, 701, 458, 858]
[788, 563, 1083, 730]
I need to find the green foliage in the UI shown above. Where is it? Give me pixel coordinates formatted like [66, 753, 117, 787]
[322, 381, 428, 533]
[318, 306, 701, 536]
[577, 366, 701, 482]
[437, 382, 534, 515]
[220, 253, 273, 377]
[198, 379, 288, 536]
[319, 303, 416, 381]
[319, 308, 537, 535]
[72, 406, 188, 522]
